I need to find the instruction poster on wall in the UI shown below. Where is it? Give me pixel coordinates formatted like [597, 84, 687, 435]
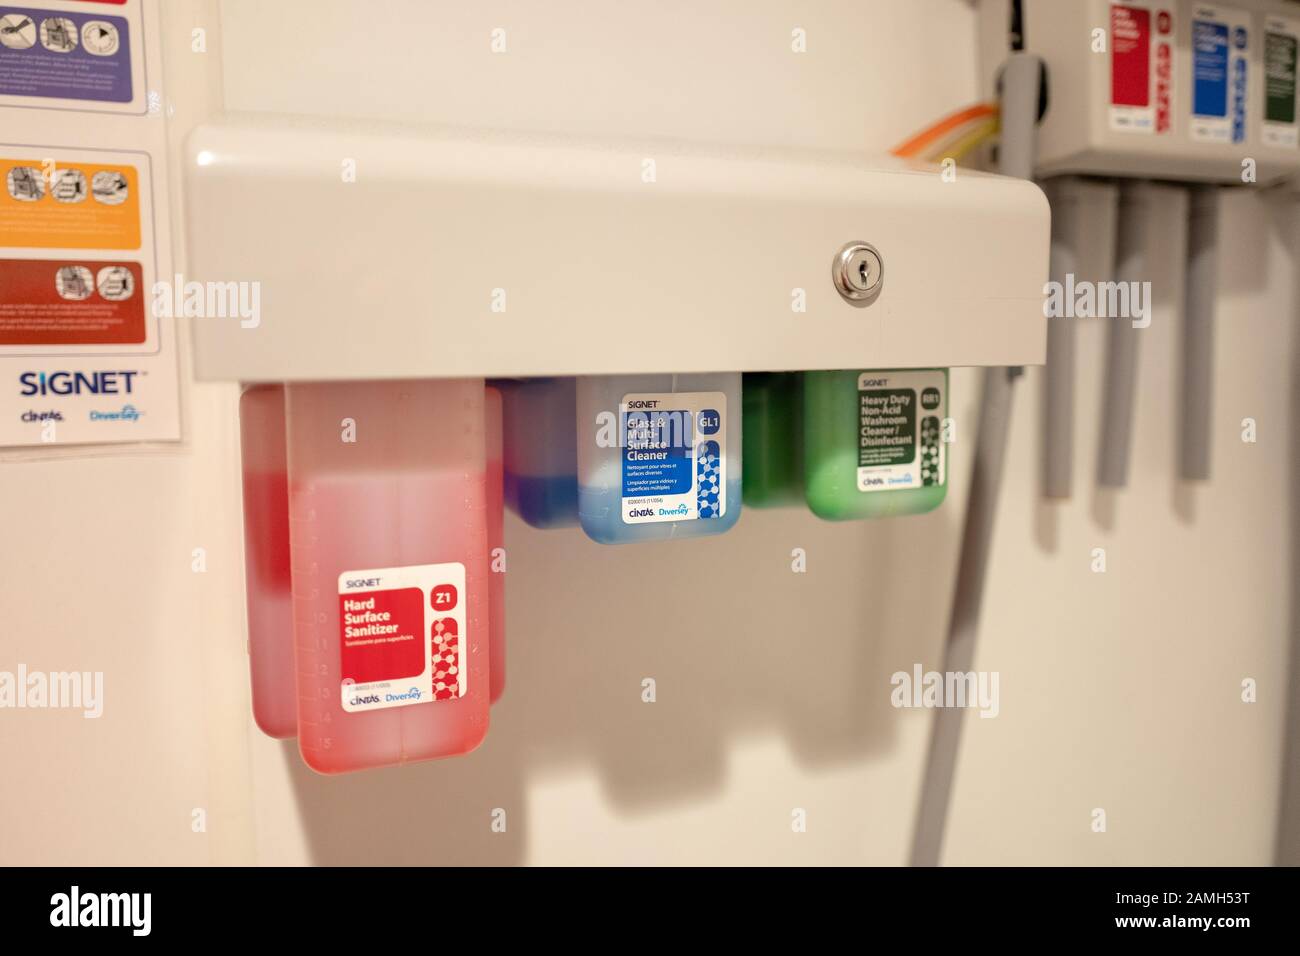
[0, 0, 177, 448]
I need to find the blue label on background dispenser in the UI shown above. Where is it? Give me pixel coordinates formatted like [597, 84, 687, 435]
[1231, 30, 1248, 143]
[1191, 8, 1250, 143]
[1193, 19, 1229, 117]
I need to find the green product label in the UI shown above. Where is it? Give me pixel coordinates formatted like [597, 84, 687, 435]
[1266, 31, 1298, 124]
[855, 371, 946, 493]
[859, 388, 916, 467]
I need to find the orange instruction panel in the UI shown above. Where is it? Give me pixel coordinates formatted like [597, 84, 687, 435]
[1, 159, 142, 249]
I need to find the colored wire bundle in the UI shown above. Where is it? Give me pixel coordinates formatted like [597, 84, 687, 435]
[892, 102, 1000, 164]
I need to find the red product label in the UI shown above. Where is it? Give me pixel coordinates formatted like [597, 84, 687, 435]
[0, 258, 143, 345]
[340, 587, 425, 684]
[1112, 5, 1151, 107]
[1156, 40, 1172, 131]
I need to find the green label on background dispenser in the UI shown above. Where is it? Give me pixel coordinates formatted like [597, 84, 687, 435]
[1264, 18, 1300, 147]
[1266, 30, 1297, 124]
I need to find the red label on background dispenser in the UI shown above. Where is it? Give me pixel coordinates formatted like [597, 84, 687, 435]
[1156, 36, 1173, 131]
[1112, 5, 1152, 106]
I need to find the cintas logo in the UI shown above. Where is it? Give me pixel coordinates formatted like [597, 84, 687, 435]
[19, 370, 140, 397]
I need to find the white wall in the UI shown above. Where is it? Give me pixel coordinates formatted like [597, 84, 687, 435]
[0, 0, 1293, 866]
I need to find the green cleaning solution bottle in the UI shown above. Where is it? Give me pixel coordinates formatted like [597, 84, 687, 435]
[803, 369, 948, 520]
[742, 372, 803, 507]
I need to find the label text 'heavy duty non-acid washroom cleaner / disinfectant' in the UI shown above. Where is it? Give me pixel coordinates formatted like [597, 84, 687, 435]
[576, 373, 742, 544]
[283, 379, 490, 773]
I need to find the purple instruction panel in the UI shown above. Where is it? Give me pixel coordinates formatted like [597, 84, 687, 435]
[0, 6, 132, 103]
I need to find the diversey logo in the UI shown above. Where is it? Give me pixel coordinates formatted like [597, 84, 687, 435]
[89, 404, 142, 423]
[658, 504, 690, 516]
[386, 687, 423, 703]
[19, 370, 139, 397]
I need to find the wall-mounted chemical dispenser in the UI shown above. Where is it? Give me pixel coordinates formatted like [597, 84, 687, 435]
[183, 115, 1051, 771]
[1020, 0, 1300, 184]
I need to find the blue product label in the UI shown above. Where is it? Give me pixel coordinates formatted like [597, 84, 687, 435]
[621, 408, 693, 497]
[1231, 39, 1247, 142]
[619, 391, 726, 523]
[1193, 19, 1229, 117]
[1191, 7, 1250, 143]
[0, 7, 132, 104]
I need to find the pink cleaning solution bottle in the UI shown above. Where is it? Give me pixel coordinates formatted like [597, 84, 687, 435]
[485, 385, 506, 704]
[239, 384, 297, 739]
[286, 379, 490, 774]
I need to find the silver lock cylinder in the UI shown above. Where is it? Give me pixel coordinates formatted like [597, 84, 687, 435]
[832, 241, 883, 304]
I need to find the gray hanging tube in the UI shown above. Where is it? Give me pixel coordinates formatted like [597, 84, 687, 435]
[1097, 182, 1149, 488]
[1042, 179, 1081, 499]
[1042, 178, 1119, 499]
[1181, 185, 1218, 481]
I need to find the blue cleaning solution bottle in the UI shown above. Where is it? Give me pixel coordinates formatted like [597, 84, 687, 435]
[576, 373, 742, 544]
[496, 377, 580, 528]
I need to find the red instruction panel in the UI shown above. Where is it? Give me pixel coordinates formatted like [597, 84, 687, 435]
[0, 258, 144, 345]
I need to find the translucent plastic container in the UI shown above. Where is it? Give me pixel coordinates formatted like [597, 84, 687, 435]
[485, 385, 505, 704]
[499, 377, 579, 528]
[286, 379, 490, 774]
[742, 372, 803, 508]
[238, 384, 296, 739]
[576, 373, 742, 544]
[803, 369, 948, 520]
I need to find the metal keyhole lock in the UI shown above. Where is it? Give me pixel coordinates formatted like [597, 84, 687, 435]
[832, 241, 884, 305]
